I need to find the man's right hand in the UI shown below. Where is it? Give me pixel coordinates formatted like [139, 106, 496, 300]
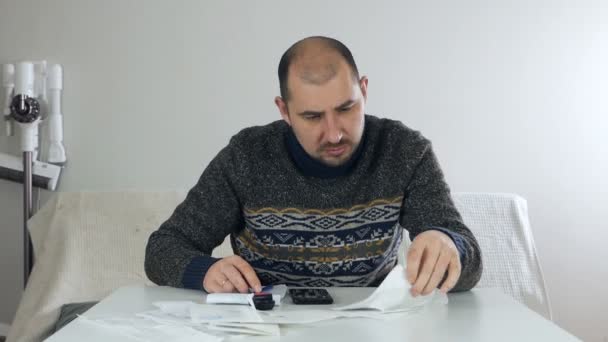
[203, 255, 262, 293]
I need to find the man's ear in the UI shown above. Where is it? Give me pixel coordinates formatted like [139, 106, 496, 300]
[359, 76, 369, 102]
[275, 96, 291, 126]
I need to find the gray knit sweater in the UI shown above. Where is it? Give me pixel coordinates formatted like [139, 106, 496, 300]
[145, 115, 482, 291]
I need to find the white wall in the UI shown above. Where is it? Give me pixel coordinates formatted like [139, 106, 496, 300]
[0, 0, 606, 341]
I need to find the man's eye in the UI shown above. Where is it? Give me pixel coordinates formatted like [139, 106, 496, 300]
[338, 106, 352, 113]
[305, 114, 321, 120]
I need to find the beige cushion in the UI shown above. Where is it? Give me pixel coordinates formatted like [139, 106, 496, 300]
[8, 191, 192, 342]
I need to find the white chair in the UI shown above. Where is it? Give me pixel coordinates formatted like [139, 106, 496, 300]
[452, 192, 552, 320]
[395, 193, 551, 320]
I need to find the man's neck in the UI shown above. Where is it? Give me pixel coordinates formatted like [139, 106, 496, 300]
[284, 127, 366, 179]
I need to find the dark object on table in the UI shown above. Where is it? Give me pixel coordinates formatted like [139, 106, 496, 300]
[252, 292, 275, 310]
[289, 288, 334, 305]
[52, 301, 98, 334]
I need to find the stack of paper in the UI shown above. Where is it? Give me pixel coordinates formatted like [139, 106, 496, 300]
[79, 265, 448, 340]
[78, 314, 225, 342]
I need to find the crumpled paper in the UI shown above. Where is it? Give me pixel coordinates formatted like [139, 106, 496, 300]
[333, 264, 448, 312]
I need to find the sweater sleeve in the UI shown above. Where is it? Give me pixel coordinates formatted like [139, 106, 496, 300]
[399, 141, 483, 292]
[144, 144, 244, 290]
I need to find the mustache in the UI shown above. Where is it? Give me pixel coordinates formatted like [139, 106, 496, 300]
[321, 140, 352, 150]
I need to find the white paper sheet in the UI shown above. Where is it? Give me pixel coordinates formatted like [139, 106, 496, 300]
[189, 304, 264, 324]
[156, 301, 339, 325]
[207, 322, 280, 336]
[206, 285, 287, 306]
[152, 301, 199, 318]
[78, 315, 224, 342]
[79, 265, 448, 340]
[333, 265, 448, 312]
[140, 308, 280, 337]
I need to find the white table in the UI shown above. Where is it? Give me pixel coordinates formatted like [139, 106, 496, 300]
[46, 285, 579, 342]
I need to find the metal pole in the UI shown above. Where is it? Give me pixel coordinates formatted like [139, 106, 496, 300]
[23, 151, 33, 287]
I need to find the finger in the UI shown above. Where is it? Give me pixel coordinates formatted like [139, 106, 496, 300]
[203, 280, 217, 293]
[406, 244, 424, 284]
[440, 256, 462, 293]
[215, 276, 231, 292]
[422, 249, 451, 295]
[231, 257, 262, 292]
[411, 246, 440, 297]
[204, 276, 225, 293]
[203, 267, 222, 293]
[222, 264, 250, 293]
[222, 279, 237, 293]
[217, 274, 237, 293]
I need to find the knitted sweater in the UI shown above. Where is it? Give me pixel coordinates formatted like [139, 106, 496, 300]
[145, 115, 482, 291]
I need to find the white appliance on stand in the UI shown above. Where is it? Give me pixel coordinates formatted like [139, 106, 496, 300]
[1, 61, 66, 287]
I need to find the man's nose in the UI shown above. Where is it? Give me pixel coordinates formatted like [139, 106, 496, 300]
[324, 115, 343, 144]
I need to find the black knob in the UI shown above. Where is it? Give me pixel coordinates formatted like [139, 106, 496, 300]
[10, 94, 41, 124]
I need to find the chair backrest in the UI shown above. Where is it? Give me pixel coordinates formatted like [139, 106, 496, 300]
[451, 192, 552, 320]
[9, 191, 188, 342]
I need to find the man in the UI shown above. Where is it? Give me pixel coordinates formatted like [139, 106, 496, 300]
[145, 36, 482, 297]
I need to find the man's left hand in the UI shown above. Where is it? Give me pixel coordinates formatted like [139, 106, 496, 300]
[406, 230, 461, 296]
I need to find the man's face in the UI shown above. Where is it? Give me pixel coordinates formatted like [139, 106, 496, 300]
[276, 62, 368, 167]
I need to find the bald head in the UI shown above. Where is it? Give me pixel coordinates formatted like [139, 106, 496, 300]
[278, 36, 360, 101]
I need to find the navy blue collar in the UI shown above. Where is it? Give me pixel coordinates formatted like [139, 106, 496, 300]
[285, 127, 366, 179]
